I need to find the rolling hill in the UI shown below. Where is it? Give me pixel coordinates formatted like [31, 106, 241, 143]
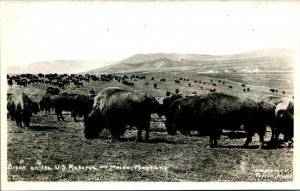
[87, 49, 293, 74]
[7, 49, 293, 75]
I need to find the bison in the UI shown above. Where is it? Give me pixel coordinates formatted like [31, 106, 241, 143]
[39, 94, 55, 115]
[272, 99, 294, 146]
[31, 101, 40, 114]
[7, 92, 36, 128]
[165, 93, 275, 149]
[51, 93, 94, 122]
[46, 87, 60, 95]
[162, 94, 183, 116]
[165, 95, 205, 136]
[84, 87, 162, 141]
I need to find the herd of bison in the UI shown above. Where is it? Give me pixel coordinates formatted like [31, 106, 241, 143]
[6, 72, 294, 149]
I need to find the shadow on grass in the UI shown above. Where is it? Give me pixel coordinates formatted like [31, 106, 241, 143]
[28, 125, 59, 131]
[222, 131, 248, 139]
[149, 129, 167, 132]
[147, 138, 182, 144]
[217, 145, 260, 149]
[218, 141, 287, 150]
[116, 137, 182, 144]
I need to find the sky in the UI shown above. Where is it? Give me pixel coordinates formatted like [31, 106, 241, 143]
[1, 1, 300, 66]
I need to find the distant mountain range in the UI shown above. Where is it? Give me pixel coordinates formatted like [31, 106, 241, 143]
[7, 49, 293, 74]
[7, 60, 116, 74]
[87, 48, 293, 74]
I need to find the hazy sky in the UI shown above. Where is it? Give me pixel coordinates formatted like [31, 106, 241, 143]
[1, 1, 300, 66]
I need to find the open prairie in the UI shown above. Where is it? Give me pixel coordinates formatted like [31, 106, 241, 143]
[6, 70, 293, 182]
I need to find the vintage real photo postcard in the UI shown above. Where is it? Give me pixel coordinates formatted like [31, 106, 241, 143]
[1, 0, 299, 190]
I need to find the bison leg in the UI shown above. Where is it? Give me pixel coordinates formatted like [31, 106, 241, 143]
[111, 134, 121, 142]
[56, 114, 60, 121]
[271, 124, 280, 144]
[23, 113, 31, 129]
[15, 113, 22, 128]
[243, 134, 252, 148]
[144, 122, 150, 141]
[209, 133, 219, 148]
[108, 120, 125, 141]
[56, 111, 64, 121]
[136, 128, 143, 142]
[270, 125, 277, 143]
[71, 111, 77, 122]
[258, 133, 264, 149]
[257, 127, 266, 149]
[60, 113, 65, 121]
[16, 120, 22, 128]
[9, 108, 16, 121]
[213, 132, 220, 147]
[55, 109, 61, 121]
[288, 139, 293, 148]
[208, 126, 221, 148]
[209, 136, 215, 148]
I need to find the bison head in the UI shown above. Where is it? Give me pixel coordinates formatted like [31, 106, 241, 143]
[84, 108, 105, 139]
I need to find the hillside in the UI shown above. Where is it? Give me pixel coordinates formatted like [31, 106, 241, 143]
[87, 49, 293, 74]
[6, 49, 293, 75]
[7, 60, 116, 74]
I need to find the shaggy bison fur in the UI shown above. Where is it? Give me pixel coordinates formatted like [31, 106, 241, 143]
[84, 87, 162, 141]
[165, 93, 276, 149]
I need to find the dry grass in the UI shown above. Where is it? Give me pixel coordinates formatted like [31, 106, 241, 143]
[7, 71, 293, 182]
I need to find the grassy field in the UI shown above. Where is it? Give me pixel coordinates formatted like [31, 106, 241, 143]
[6, 71, 293, 182]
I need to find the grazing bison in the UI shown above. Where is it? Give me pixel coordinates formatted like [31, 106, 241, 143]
[58, 81, 65, 89]
[31, 101, 40, 114]
[209, 88, 216, 92]
[52, 93, 94, 122]
[84, 87, 162, 141]
[165, 93, 275, 149]
[46, 87, 60, 95]
[272, 99, 294, 146]
[39, 94, 55, 114]
[7, 92, 36, 128]
[162, 94, 183, 116]
[16, 79, 27, 87]
[165, 95, 205, 136]
[7, 78, 13, 86]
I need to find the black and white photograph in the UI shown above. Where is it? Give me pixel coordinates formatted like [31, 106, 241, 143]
[1, 1, 299, 190]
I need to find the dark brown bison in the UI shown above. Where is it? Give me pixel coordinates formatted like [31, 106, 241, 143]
[7, 93, 13, 101]
[46, 87, 60, 95]
[272, 99, 294, 146]
[165, 93, 276, 149]
[31, 101, 40, 114]
[7, 92, 36, 128]
[162, 94, 183, 116]
[7, 78, 13, 86]
[16, 78, 27, 86]
[39, 94, 56, 115]
[51, 93, 94, 122]
[84, 87, 162, 141]
[165, 95, 204, 136]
